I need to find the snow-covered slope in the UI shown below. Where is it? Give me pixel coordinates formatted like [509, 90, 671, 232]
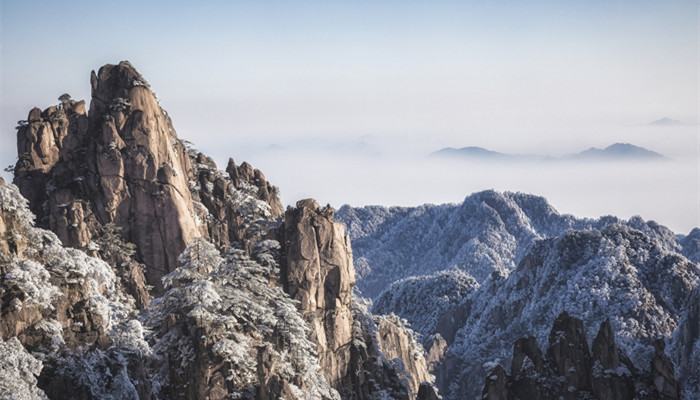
[337, 191, 588, 298]
[337, 190, 697, 300]
[447, 224, 698, 399]
[0, 183, 149, 399]
[373, 270, 478, 344]
[338, 191, 700, 399]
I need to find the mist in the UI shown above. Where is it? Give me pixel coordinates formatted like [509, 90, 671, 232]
[195, 124, 698, 235]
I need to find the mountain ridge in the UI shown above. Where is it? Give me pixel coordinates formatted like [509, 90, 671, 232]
[430, 142, 669, 162]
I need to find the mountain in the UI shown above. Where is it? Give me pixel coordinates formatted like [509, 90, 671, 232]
[649, 117, 684, 126]
[1, 61, 437, 400]
[337, 193, 699, 399]
[430, 143, 669, 162]
[338, 191, 598, 298]
[429, 147, 539, 162]
[3, 60, 697, 400]
[565, 143, 669, 161]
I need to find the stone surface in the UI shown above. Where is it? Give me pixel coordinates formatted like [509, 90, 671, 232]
[416, 382, 440, 400]
[546, 311, 591, 391]
[12, 61, 284, 298]
[282, 199, 435, 398]
[375, 317, 432, 396]
[481, 311, 681, 400]
[14, 61, 198, 294]
[283, 199, 355, 388]
[651, 339, 680, 399]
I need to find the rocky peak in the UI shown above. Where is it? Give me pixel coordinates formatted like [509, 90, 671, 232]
[592, 318, 619, 370]
[282, 199, 355, 387]
[12, 61, 284, 299]
[546, 311, 591, 390]
[651, 339, 680, 398]
[225, 157, 283, 218]
[13, 61, 198, 296]
[481, 311, 680, 400]
[282, 199, 434, 397]
[511, 336, 543, 377]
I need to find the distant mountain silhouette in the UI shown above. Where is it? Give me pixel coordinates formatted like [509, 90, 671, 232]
[565, 143, 669, 161]
[431, 143, 669, 162]
[430, 147, 540, 162]
[649, 117, 683, 126]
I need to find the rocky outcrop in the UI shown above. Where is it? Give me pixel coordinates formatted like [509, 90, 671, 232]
[651, 340, 680, 398]
[282, 200, 434, 398]
[546, 311, 592, 391]
[481, 311, 681, 400]
[375, 316, 432, 395]
[13, 61, 198, 294]
[425, 334, 448, 374]
[345, 302, 420, 400]
[416, 382, 440, 400]
[186, 150, 282, 256]
[670, 287, 700, 397]
[226, 158, 283, 219]
[12, 61, 284, 298]
[283, 199, 355, 388]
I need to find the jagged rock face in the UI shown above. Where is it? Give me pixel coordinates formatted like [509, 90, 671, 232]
[546, 312, 591, 390]
[12, 61, 285, 298]
[283, 199, 355, 388]
[481, 312, 679, 400]
[14, 101, 88, 216]
[186, 151, 282, 256]
[416, 383, 440, 400]
[227, 158, 283, 219]
[87, 62, 198, 290]
[651, 340, 680, 398]
[425, 334, 448, 375]
[375, 317, 432, 396]
[13, 61, 198, 294]
[345, 301, 418, 400]
[282, 200, 434, 398]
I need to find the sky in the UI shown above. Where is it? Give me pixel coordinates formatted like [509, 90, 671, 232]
[1, 0, 698, 233]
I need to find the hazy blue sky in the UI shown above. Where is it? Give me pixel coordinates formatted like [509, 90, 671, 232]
[1, 0, 698, 232]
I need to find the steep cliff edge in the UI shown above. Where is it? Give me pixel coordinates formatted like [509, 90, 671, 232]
[283, 199, 355, 387]
[14, 62, 197, 294]
[282, 199, 433, 398]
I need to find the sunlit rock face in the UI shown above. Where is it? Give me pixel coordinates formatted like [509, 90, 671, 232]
[12, 61, 284, 296]
[13, 61, 197, 294]
[283, 199, 356, 388]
